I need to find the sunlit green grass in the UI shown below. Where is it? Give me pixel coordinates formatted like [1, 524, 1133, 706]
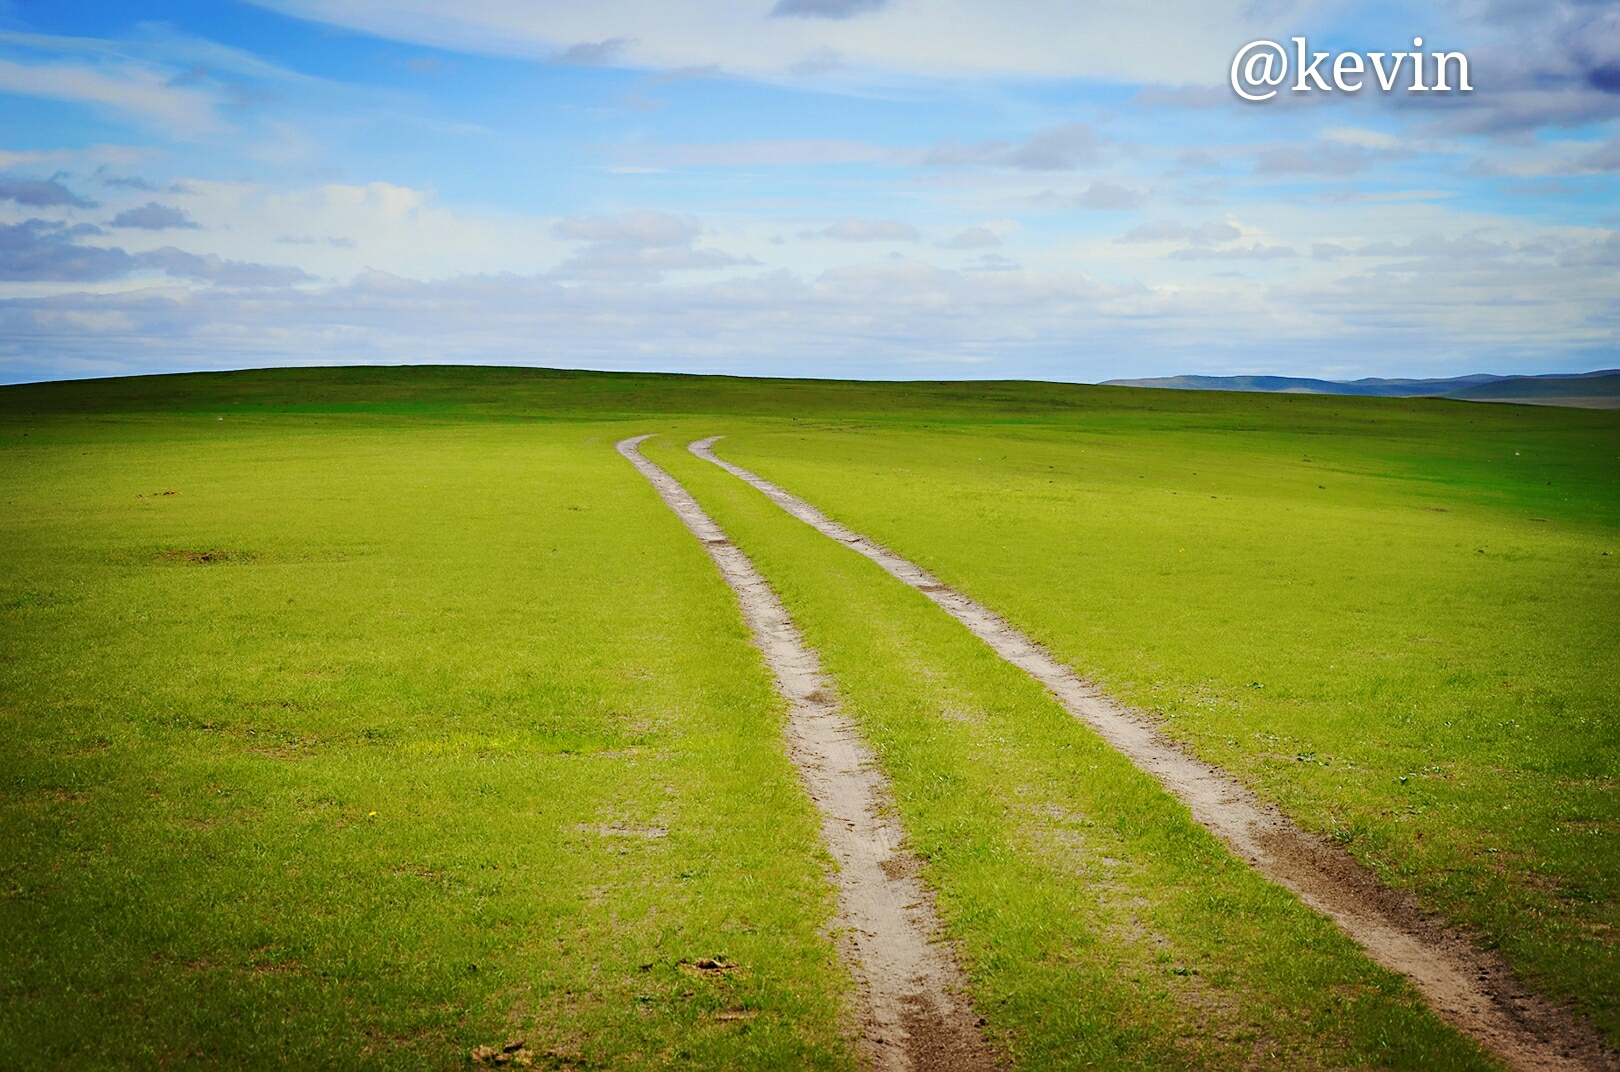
[0, 414, 854, 1069]
[647, 431, 1498, 1070]
[708, 396, 1620, 1041]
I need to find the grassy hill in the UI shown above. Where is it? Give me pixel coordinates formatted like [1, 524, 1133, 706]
[2, 366, 1614, 1068]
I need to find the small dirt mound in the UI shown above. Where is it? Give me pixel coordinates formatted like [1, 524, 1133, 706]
[156, 549, 253, 565]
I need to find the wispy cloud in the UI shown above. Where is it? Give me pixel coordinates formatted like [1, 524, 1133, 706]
[606, 139, 899, 169]
[1255, 144, 1382, 177]
[553, 38, 633, 66]
[95, 171, 160, 191]
[0, 25, 336, 142]
[789, 47, 842, 76]
[924, 123, 1103, 171]
[1118, 221, 1240, 245]
[551, 210, 753, 281]
[939, 226, 1001, 249]
[644, 63, 721, 86]
[0, 149, 74, 169]
[1074, 182, 1141, 209]
[0, 57, 227, 137]
[1168, 243, 1296, 260]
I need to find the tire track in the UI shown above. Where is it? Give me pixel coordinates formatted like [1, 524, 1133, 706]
[690, 434, 1615, 1072]
[617, 436, 994, 1072]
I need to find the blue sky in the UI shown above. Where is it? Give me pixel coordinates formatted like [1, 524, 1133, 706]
[0, 0, 1616, 384]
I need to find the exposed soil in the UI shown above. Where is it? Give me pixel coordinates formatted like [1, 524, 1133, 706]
[690, 435, 1617, 1072]
[155, 549, 251, 564]
[618, 436, 994, 1071]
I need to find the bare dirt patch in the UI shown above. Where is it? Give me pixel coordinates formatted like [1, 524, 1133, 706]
[691, 434, 1616, 1072]
[155, 549, 253, 565]
[619, 435, 994, 1072]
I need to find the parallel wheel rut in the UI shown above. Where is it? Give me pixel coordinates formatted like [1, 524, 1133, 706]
[689, 433, 1616, 1072]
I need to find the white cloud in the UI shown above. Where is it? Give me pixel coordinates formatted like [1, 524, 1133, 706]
[242, 0, 1313, 83]
[6, 222, 1614, 385]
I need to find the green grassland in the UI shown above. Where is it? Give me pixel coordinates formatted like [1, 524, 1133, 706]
[0, 412, 856, 1069]
[1, 366, 1615, 1066]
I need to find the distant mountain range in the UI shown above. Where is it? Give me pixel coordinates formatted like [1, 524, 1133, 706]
[1100, 370, 1620, 409]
